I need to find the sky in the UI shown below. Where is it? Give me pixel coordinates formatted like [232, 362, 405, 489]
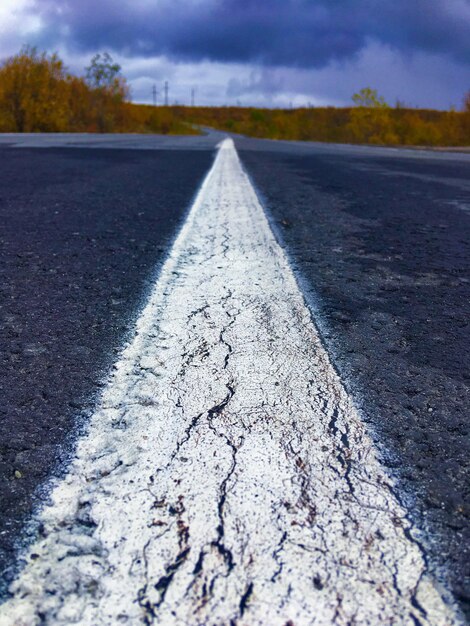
[0, 0, 469, 109]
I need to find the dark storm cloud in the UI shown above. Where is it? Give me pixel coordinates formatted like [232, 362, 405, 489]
[33, 0, 470, 68]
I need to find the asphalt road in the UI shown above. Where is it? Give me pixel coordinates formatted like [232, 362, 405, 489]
[0, 142, 215, 593]
[0, 132, 469, 619]
[235, 136, 470, 616]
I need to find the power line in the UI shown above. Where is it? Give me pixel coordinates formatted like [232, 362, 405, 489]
[164, 81, 169, 106]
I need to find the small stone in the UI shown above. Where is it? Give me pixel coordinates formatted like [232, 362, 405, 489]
[14, 470, 23, 479]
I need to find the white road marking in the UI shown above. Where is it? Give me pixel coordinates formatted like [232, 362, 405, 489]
[1, 139, 460, 625]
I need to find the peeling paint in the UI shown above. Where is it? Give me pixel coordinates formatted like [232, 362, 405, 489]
[0, 139, 461, 625]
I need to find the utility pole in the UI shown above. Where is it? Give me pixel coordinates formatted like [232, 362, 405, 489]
[152, 84, 158, 107]
[164, 81, 169, 106]
[191, 88, 195, 107]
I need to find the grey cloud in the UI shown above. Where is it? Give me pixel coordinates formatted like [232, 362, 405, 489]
[31, 0, 470, 68]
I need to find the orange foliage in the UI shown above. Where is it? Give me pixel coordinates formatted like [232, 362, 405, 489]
[0, 49, 468, 147]
[182, 104, 470, 147]
[0, 47, 197, 135]
[0, 46, 71, 132]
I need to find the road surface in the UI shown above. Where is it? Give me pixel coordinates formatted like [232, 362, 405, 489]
[0, 132, 468, 624]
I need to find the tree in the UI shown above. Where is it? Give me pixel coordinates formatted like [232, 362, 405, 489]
[85, 53, 123, 92]
[84, 52, 129, 131]
[348, 88, 398, 144]
[352, 87, 389, 109]
[0, 46, 71, 132]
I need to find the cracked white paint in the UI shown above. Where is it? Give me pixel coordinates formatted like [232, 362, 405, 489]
[0, 139, 460, 626]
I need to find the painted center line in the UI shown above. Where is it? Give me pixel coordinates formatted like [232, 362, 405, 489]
[1, 139, 459, 625]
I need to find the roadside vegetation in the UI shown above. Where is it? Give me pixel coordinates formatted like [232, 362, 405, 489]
[0, 47, 468, 146]
[184, 88, 470, 147]
[0, 47, 197, 134]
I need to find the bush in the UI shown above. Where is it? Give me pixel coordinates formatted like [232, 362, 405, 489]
[0, 54, 467, 146]
[181, 97, 470, 147]
[0, 47, 198, 135]
[0, 46, 70, 132]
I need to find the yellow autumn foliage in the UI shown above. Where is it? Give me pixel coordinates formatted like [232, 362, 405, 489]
[0, 47, 468, 146]
[0, 47, 197, 135]
[183, 101, 469, 147]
